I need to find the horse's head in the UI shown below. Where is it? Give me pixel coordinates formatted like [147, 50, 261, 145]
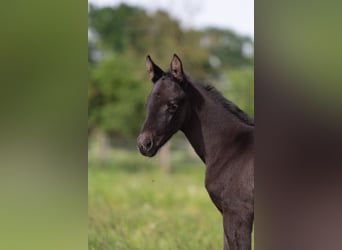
[137, 54, 189, 157]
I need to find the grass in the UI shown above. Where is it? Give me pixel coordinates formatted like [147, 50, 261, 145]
[88, 144, 253, 250]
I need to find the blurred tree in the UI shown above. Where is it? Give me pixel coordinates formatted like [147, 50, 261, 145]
[88, 55, 149, 138]
[200, 28, 254, 69]
[89, 4, 143, 53]
[219, 67, 254, 117]
[89, 4, 215, 79]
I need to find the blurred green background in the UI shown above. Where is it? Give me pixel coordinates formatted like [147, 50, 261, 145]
[88, 2, 254, 250]
[2, 0, 342, 249]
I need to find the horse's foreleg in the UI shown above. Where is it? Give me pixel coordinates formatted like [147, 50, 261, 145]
[224, 231, 230, 250]
[223, 208, 253, 250]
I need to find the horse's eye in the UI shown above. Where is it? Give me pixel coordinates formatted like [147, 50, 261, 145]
[167, 102, 178, 113]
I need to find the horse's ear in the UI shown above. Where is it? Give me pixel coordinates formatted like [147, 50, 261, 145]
[146, 55, 164, 84]
[170, 54, 184, 81]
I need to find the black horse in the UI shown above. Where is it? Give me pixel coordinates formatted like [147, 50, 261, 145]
[137, 54, 254, 250]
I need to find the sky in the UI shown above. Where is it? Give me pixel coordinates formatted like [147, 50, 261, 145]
[88, 0, 254, 39]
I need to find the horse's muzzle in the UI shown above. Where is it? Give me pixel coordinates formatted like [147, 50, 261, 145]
[137, 133, 157, 157]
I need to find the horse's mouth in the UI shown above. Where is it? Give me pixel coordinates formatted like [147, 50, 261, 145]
[139, 146, 158, 157]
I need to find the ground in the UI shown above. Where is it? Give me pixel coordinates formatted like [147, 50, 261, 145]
[88, 143, 253, 250]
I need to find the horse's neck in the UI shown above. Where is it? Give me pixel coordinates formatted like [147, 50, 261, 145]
[181, 84, 253, 166]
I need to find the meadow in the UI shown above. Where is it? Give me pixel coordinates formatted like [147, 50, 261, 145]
[88, 142, 253, 250]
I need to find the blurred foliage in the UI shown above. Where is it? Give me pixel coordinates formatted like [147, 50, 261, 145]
[88, 55, 150, 137]
[88, 3, 254, 138]
[88, 146, 222, 249]
[88, 146, 254, 249]
[220, 67, 255, 116]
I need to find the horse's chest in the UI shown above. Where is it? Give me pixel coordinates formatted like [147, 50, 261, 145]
[204, 163, 252, 213]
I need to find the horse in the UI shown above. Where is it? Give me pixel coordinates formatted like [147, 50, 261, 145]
[137, 54, 254, 250]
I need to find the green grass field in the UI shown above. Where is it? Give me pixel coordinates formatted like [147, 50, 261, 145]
[88, 144, 253, 250]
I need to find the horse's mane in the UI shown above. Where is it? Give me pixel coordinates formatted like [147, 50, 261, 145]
[196, 82, 254, 126]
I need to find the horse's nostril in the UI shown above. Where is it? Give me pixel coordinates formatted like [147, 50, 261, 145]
[145, 139, 153, 150]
